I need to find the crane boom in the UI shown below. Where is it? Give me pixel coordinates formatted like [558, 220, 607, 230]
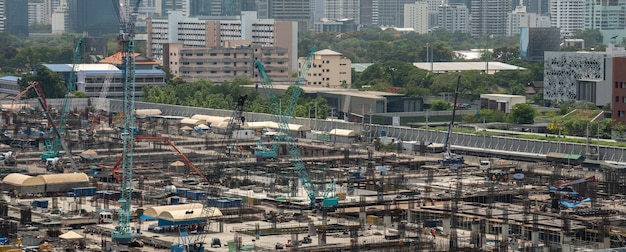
[111, 136, 208, 183]
[112, 0, 141, 245]
[254, 60, 316, 206]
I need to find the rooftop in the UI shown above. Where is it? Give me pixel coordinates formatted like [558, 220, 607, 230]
[41, 64, 119, 72]
[413, 62, 525, 73]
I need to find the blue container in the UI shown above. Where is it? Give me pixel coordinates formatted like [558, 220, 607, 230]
[185, 191, 196, 200]
[73, 187, 97, 197]
[170, 197, 180, 205]
[32, 200, 48, 208]
[231, 198, 242, 208]
[176, 188, 189, 197]
[216, 199, 228, 208]
[206, 197, 217, 207]
[66, 192, 75, 197]
[191, 191, 206, 201]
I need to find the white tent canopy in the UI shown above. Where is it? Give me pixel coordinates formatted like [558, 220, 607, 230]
[191, 115, 229, 125]
[135, 109, 162, 117]
[180, 118, 201, 125]
[59, 231, 84, 240]
[243, 121, 310, 131]
[329, 129, 360, 137]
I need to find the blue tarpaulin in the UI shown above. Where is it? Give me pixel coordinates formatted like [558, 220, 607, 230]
[139, 215, 158, 220]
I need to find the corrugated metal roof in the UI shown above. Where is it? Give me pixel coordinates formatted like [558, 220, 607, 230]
[144, 203, 203, 218]
[38, 173, 89, 184]
[0, 76, 21, 81]
[42, 64, 119, 72]
[2, 173, 45, 186]
[412, 62, 526, 72]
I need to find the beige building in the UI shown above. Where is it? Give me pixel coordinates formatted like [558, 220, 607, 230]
[163, 42, 291, 83]
[147, 11, 298, 72]
[300, 49, 351, 88]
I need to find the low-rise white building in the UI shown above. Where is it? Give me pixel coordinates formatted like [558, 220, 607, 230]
[479, 94, 526, 113]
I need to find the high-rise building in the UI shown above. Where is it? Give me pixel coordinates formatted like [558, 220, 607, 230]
[360, 0, 374, 26]
[68, 0, 118, 36]
[585, 0, 626, 30]
[263, 0, 310, 33]
[404, 2, 428, 33]
[507, 3, 550, 36]
[470, 0, 512, 37]
[2, 0, 29, 38]
[374, 0, 415, 27]
[28, 1, 46, 25]
[520, 27, 560, 61]
[147, 11, 298, 71]
[324, 0, 360, 24]
[525, 0, 549, 14]
[438, 4, 469, 33]
[549, 0, 585, 37]
[187, 0, 256, 17]
[423, 0, 442, 29]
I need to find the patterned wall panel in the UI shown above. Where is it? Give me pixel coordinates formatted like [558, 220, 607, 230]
[544, 52, 605, 101]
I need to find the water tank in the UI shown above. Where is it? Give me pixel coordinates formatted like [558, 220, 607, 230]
[164, 185, 177, 194]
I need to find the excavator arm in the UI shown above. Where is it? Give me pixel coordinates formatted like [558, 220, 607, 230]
[112, 136, 207, 182]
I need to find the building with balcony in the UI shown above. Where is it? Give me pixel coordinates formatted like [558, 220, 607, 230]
[147, 11, 297, 72]
[438, 4, 469, 33]
[549, 0, 585, 37]
[470, 0, 512, 37]
[163, 42, 290, 83]
[299, 49, 351, 89]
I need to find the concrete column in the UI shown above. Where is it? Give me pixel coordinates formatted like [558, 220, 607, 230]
[603, 237, 611, 249]
[501, 224, 509, 243]
[383, 215, 391, 228]
[531, 230, 539, 248]
[560, 233, 573, 252]
[442, 218, 451, 234]
[359, 212, 366, 227]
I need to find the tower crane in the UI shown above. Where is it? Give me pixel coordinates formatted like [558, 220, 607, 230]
[45, 37, 83, 171]
[172, 95, 248, 252]
[254, 48, 315, 159]
[112, 0, 141, 245]
[254, 52, 338, 209]
[90, 70, 115, 132]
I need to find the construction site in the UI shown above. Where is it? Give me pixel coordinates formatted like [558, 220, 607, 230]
[0, 1, 625, 252]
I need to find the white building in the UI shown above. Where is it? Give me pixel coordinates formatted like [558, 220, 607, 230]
[507, 4, 550, 36]
[479, 94, 526, 113]
[549, 0, 585, 37]
[147, 11, 298, 71]
[300, 49, 352, 88]
[323, 0, 360, 24]
[585, 0, 626, 30]
[27, 1, 45, 25]
[438, 3, 469, 33]
[543, 45, 626, 106]
[404, 1, 429, 33]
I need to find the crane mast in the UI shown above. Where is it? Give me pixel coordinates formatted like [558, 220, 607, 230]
[112, 0, 140, 244]
[254, 49, 336, 209]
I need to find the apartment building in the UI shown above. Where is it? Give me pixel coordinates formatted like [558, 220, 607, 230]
[300, 49, 351, 89]
[549, 0, 585, 37]
[404, 2, 428, 33]
[585, 0, 626, 30]
[163, 42, 290, 83]
[147, 11, 297, 72]
[28, 1, 45, 25]
[507, 4, 550, 36]
[438, 4, 469, 33]
[470, 0, 512, 37]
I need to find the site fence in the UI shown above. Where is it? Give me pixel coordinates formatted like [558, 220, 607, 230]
[99, 99, 626, 163]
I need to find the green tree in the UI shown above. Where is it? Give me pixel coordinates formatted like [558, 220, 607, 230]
[508, 103, 535, 124]
[492, 45, 519, 62]
[18, 65, 66, 98]
[430, 100, 451, 111]
[571, 29, 603, 48]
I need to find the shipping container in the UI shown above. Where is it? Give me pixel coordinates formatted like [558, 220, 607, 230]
[32, 200, 48, 209]
[72, 187, 97, 197]
[176, 188, 189, 197]
[170, 197, 180, 205]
